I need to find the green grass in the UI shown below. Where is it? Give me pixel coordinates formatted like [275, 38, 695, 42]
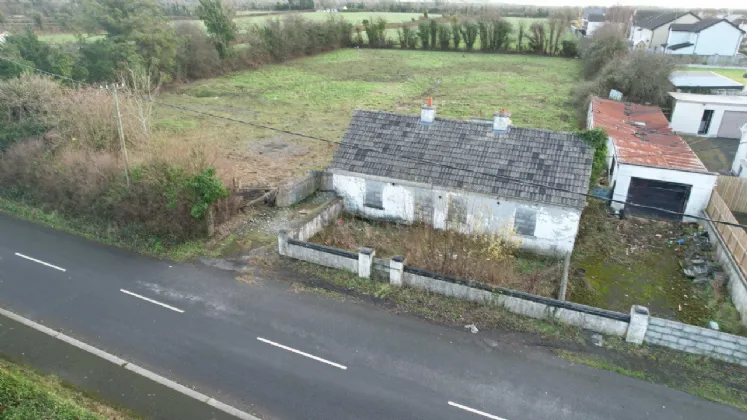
[677, 67, 747, 84]
[0, 358, 134, 419]
[0, 196, 215, 261]
[234, 11, 439, 30]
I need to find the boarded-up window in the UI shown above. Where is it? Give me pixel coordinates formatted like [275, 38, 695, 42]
[364, 180, 384, 209]
[514, 207, 536, 236]
[447, 196, 467, 224]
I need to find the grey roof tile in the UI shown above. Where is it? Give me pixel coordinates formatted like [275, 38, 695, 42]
[330, 110, 593, 209]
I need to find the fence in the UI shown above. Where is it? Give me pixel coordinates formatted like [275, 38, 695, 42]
[706, 191, 747, 275]
[716, 176, 747, 213]
[668, 54, 747, 67]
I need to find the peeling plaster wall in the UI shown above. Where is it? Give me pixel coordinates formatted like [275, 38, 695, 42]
[332, 173, 582, 256]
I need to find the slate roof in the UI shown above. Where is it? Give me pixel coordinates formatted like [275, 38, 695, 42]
[636, 12, 695, 30]
[669, 18, 742, 33]
[587, 14, 606, 23]
[330, 110, 593, 210]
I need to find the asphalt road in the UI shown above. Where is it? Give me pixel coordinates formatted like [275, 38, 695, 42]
[0, 213, 743, 420]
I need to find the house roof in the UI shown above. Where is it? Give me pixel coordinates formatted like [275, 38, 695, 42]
[589, 97, 708, 172]
[669, 71, 744, 89]
[670, 18, 745, 33]
[668, 42, 693, 50]
[636, 12, 696, 30]
[669, 92, 747, 106]
[587, 14, 606, 23]
[330, 110, 593, 209]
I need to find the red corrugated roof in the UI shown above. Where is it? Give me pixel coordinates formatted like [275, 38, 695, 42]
[590, 97, 708, 172]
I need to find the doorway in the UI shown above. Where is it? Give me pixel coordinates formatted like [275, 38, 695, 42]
[698, 109, 714, 135]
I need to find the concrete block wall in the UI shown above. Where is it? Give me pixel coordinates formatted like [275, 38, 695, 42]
[645, 317, 747, 367]
[288, 198, 344, 242]
[282, 239, 359, 273]
[402, 271, 630, 337]
[276, 171, 324, 207]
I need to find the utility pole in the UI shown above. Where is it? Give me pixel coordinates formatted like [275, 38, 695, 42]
[112, 85, 131, 187]
[558, 252, 571, 301]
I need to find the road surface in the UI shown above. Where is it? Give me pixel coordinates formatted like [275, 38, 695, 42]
[0, 213, 743, 420]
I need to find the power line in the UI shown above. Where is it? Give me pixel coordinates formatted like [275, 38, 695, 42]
[3, 55, 747, 229]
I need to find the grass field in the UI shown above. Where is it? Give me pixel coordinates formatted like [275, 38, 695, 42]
[158, 49, 580, 187]
[677, 67, 746, 84]
[233, 11, 439, 31]
[0, 358, 133, 419]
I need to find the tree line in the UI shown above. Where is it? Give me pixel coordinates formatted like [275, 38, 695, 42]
[359, 14, 579, 57]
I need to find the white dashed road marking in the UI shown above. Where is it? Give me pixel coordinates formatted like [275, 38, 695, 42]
[120, 289, 185, 313]
[257, 337, 348, 370]
[15, 253, 66, 272]
[448, 401, 508, 420]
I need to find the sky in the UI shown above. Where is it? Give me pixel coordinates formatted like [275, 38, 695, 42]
[434, 0, 747, 10]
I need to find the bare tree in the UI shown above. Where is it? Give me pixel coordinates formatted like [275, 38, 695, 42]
[118, 66, 162, 144]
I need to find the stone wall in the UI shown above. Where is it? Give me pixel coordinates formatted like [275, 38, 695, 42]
[644, 317, 747, 367]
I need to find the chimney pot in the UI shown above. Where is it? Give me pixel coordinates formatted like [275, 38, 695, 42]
[493, 110, 511, 134]
[421, 98, 435, 125]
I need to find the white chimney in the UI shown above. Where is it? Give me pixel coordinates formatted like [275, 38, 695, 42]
[421, 96, 435, 125]
[493, 110, 511, 134]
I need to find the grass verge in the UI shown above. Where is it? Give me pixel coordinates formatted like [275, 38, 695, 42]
[0, 196, 214, 261]
[286, 259, 747, 412]
[0, 357, 135, 419]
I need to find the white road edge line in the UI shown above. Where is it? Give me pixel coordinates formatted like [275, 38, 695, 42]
[0, 306, 259, 420]
[257, 337, 347, 370]
[448, 401, 508, 420]
[15, 252, 66, 272]
[119, 289, 184, 313]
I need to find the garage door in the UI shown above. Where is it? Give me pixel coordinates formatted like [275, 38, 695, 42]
[626, 177, 691, 221]
[717, 111, 747, 139]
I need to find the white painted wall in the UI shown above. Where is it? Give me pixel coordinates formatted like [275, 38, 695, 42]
[670, 99, 747, 138]
[666, 30, 695, 48]
[733, 125, 747, 175]
[630, 26, 652, 46]
[586, 21, 604, 36]
[693, 21, 744, 56]
[651, 14, 700, 48]
[332, 172, 582, 256]
[610, 164, 717, 221]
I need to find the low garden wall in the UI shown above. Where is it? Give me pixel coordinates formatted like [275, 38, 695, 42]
[275, 170, 333, 207]
[277, 214, 747, 367]
[286, 198, 343, 242]
[644, 317, 747, 367]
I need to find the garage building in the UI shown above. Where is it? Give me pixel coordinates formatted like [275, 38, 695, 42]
[669, 92, 747, 139]
[588, 97, 717, 221]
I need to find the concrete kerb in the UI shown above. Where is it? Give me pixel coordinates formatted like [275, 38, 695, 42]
[0, 307, 260, 420]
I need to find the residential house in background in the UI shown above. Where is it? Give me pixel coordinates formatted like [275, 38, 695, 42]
[665, 19, 745, 56]
[669, 92, 747, 139]
[630, 11, 700, 50]
[328, 108, 593, 255]
[588, 97, 717, 221]
[731, 123, 747, 177]
[670, 71, 745, 95]
[585, 14, 607, 36]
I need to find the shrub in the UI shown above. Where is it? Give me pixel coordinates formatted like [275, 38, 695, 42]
[417, 22, 430, 49]
[398, 26, 417, 49]
[174, 23, 222, 80]
[460, 21, 478, 50]
[577, 128, 608, 185]
[580, 25, 628, 79]
[561, 39, 578, 57]
[197, 0, 238, 59]
[437, 24, 451, 50]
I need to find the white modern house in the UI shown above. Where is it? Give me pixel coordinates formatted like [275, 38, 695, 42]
[669, 93, 747, 139]
[588, 97, 717, 221]
[586, 14, 606, 36]
[665, 19, 745, 55]
[630, 11, 700, 50]
[732, 123, 747, 177]
[328, 107, 594, 255]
